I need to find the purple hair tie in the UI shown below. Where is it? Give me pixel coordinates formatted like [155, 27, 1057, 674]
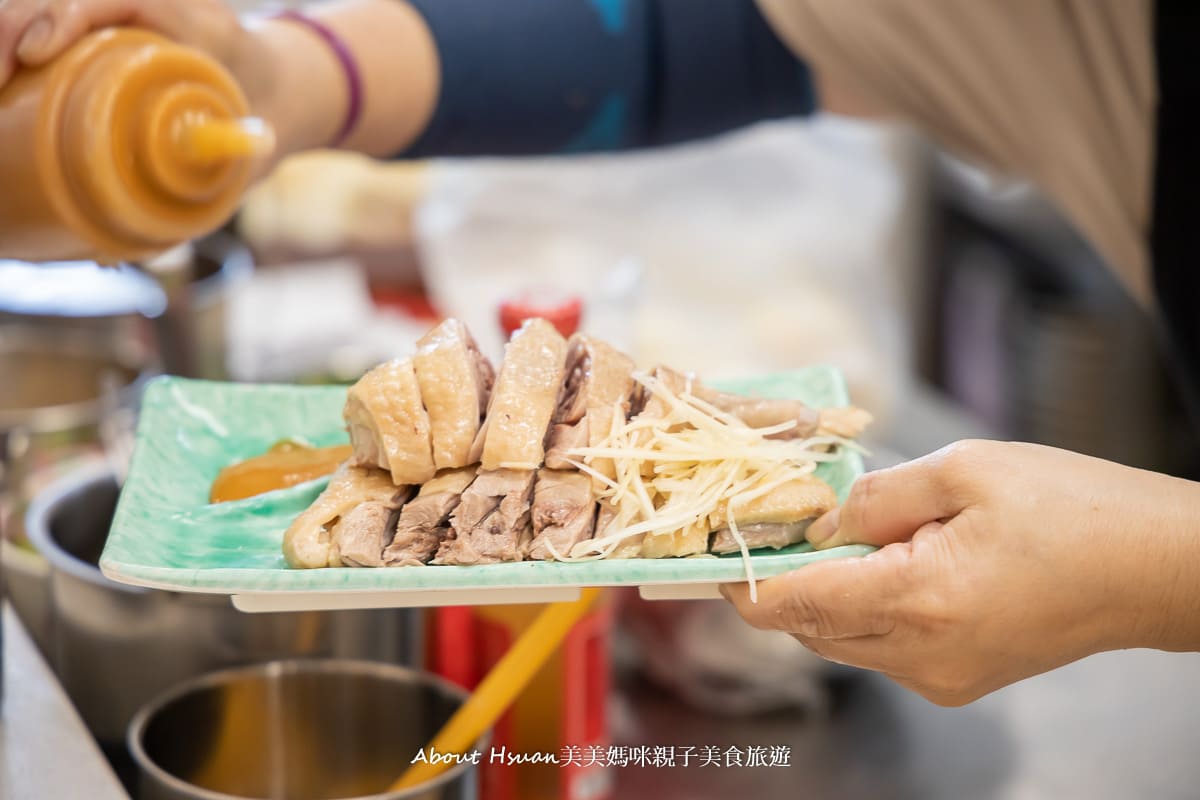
[271, 9, 364, 147]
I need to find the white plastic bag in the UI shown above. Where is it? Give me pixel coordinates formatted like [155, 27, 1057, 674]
[417, 118, 926, 433]
[618, 596, 836, 716]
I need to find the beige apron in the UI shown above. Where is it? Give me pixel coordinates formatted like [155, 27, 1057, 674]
[757, 0, 1156, 304]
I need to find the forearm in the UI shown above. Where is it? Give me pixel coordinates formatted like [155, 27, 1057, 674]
[243, 0, 814, 162]
[242, 0, 439, 160]
[1118, 472, 1200, 653]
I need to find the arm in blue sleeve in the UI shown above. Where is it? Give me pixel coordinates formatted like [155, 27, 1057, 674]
[403, 0, 816, 156]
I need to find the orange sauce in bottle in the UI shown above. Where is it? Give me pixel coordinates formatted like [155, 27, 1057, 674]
[0, 28, 271, 262]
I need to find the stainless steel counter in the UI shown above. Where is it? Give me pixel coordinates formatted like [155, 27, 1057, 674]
[8, 599, 1200, 800]
[0, 603, 129, 800]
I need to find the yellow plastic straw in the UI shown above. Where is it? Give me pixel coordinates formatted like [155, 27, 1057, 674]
[391, 588, 602, 792]
[178, 117, 275, 164]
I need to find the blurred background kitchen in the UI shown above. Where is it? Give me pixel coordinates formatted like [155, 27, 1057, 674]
[4, 4, 1200, 798]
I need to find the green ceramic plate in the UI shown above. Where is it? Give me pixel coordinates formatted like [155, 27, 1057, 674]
[100, 369, 872, 610]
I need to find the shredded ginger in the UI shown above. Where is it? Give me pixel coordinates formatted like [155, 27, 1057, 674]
[563, 371, 856, 602]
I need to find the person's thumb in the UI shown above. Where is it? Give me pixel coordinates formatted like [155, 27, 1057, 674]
[721, 538, 923, 638]
[807, 446, 968, 550]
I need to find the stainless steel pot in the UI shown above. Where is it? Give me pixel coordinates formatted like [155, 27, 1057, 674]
[25, 466, 421, 745]
[1, 327, 156, 654]
[0, 326, 151, 483]
[142, 232, 253, 380]
[0, 259, 166, 356]
[129, 659, 483, 800]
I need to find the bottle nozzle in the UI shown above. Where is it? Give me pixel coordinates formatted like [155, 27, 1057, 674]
[176, 116, 275, 165]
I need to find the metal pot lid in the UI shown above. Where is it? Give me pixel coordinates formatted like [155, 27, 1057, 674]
[0, 260, 166, 319]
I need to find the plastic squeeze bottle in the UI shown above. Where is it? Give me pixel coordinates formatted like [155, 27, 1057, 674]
[0, 28, 272, 262]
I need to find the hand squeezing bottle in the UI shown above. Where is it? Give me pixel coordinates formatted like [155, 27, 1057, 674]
[0, 28, 271, 262]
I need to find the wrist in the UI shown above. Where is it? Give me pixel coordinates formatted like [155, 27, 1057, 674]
[222, 1, 440, 164]
[1099, 475, 1200, 653]
[236, 17, 344, 163]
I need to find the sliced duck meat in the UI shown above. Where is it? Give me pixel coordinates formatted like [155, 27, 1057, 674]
[646, 365, 872, 440]
[545, 334, 635, 477]
[587, 499, 626, 555]
[693, 382, 872, 439]
[434, 468, 535, 565]
[526, 469, 597, 560]
[478, 318, 568, 472]
[282, 464, 397, 569]
[330, 487, 414, 567]
[638, 473, 836, 558]
[694, 384, 821, 438]
[543, 421, 588, 468]
[601, 499, 657, 559]
[622, 371, 699, 561]
[344, 358, 436, 485]
[709, 473, 836, 530]
[814, 406, 875, 439]
[643, 365, 792, 431]
[710, 521, 813, 554]
[383, 467, 478, 566]
[590, 368, 684, 558]
[706, 473, 837, 556]
[636, 366, 693, 440]
[639, 519, 709, 559]
[413, 320, 495, 470]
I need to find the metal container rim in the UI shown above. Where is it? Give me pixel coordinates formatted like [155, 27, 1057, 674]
[23, 464, 154, 594]
[127, 658, 487, 800]
[0, 327, 156, 430]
